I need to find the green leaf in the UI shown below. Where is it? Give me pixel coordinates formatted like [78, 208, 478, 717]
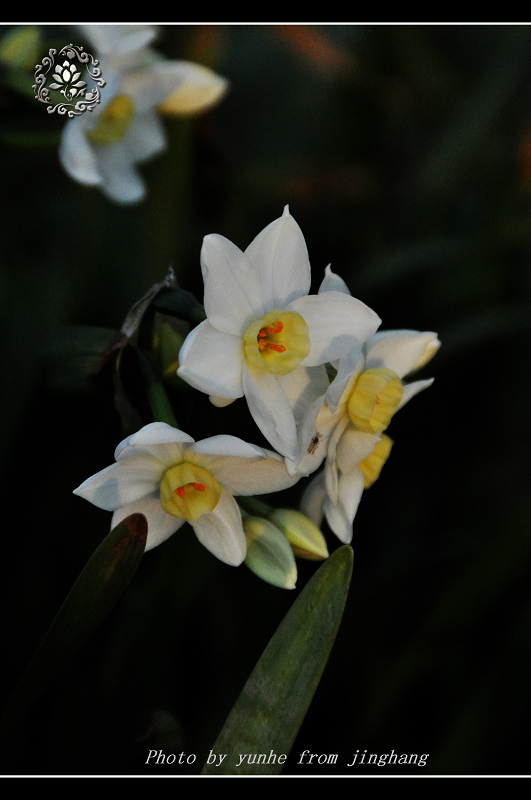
[0, 513, 147, 737]
[201, 544, 353, 775]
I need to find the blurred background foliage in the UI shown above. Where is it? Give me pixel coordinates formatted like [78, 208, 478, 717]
[1, 23, 530, 776]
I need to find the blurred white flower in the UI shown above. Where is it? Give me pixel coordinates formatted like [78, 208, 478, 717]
[73, 422, 299, 566]
[301, 322, 440, 544]
[59, 24, 228, 204]
[177, 207, 381, 464]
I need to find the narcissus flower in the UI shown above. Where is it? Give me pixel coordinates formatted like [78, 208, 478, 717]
[59, 24, 228, 204]
[73, 422, 298, 566]
[296, 266, 440, 543]
[177, 207, 381, 463]
[301, 325, 439, 543]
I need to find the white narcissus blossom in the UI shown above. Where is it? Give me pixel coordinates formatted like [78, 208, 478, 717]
[299, 267, 440, 544]
[73, 422, 299, 566]
[177, 207, 382, 465]
[59, 24, 228, 204]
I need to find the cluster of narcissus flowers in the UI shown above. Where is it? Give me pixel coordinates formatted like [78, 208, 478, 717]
[74, 207, 439, 587]
[59, 25, 228, 204]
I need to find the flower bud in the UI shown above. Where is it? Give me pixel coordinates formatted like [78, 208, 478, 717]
[267, 508, 329, 561]
[243, 515, 297, 590]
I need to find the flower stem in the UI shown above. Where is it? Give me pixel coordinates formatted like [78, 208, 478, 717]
[138, 349, 179, 429]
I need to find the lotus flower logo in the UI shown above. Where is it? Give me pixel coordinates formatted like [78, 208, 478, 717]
[33, 44, 105, 117]
[49, 59, 87, 101]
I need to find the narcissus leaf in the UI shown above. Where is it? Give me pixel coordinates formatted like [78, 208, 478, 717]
[202, 544, 353, 775]
[0, 513, 147, 736]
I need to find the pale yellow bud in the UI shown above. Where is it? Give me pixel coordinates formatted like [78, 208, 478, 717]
[268, 508, 329, 561]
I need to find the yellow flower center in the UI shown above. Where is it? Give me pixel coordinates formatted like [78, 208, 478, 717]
[243, 309, 310, 376]
[347, 367, 403, 433]
[358, 434, 393, 488]
[88, 94, 135, 145]
[159, 462, 221, 522]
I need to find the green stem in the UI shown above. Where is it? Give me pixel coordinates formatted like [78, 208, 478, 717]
[138, 349, 179, 429]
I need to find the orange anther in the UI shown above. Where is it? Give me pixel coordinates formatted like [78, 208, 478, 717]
[192, 483, 206, 491]
[257, 339, 268, 350]
[175, 486, 186, 499]
[257, 329, 267, 339]
[267, 343, 286, 353]
[266, 321, 284, 335]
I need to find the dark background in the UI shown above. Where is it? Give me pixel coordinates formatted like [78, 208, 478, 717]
[0, 24, 530, 776]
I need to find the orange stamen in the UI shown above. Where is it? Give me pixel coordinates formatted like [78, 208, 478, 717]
[257, 329, 267, 339]
[175, 486, 186, 499]
[266, 321, 284, 335]
[192, 483, 205, 491]
[267, 343, 286, 352]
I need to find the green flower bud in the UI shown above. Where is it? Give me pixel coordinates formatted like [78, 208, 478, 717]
[268, 508, 329, 561]
[243, 515, 297, 590]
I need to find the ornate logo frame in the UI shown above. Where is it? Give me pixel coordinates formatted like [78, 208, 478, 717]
[33, 43, 106, 117]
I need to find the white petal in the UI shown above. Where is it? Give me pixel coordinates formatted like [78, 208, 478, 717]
[244, 206, 311, 310]
[111, 490, 184, 552]
[192, 488, 246, 566]
[318, 264, 351, 296]
[96, 143, 146, 204]
[59, 118, 102, 186]
[177, 320, 244, 399]
[115, 423, 194, 466]
[121, 111, 166, 163]
[365, 330, 440, 379]
[201, 234, 263, 334]
[115, 422, 194, 458]
[242, 363, 299, 461]
[189, 435, 265, 460]
[73, 454, 162, 511]
[280, 364, 329, 423]
[323, 415, 350, 504]
[300, 470, 327, 528]
[121, 68, 175, 113]
[324, 495, 353, 544]
[186, 435, 268, 491]
[209, 396, 236, 408]
[336, 428, 379, 474]
[201, 447, 300, 495]
[325, 348, 364, 413]
[288, 292, 381, 367]
[287, 394, 334, 478]
[78, 25, 157, 62]
[155, 61, 228, 115]
[332, 468, 365, 543]
[398, 377, 434, 411]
